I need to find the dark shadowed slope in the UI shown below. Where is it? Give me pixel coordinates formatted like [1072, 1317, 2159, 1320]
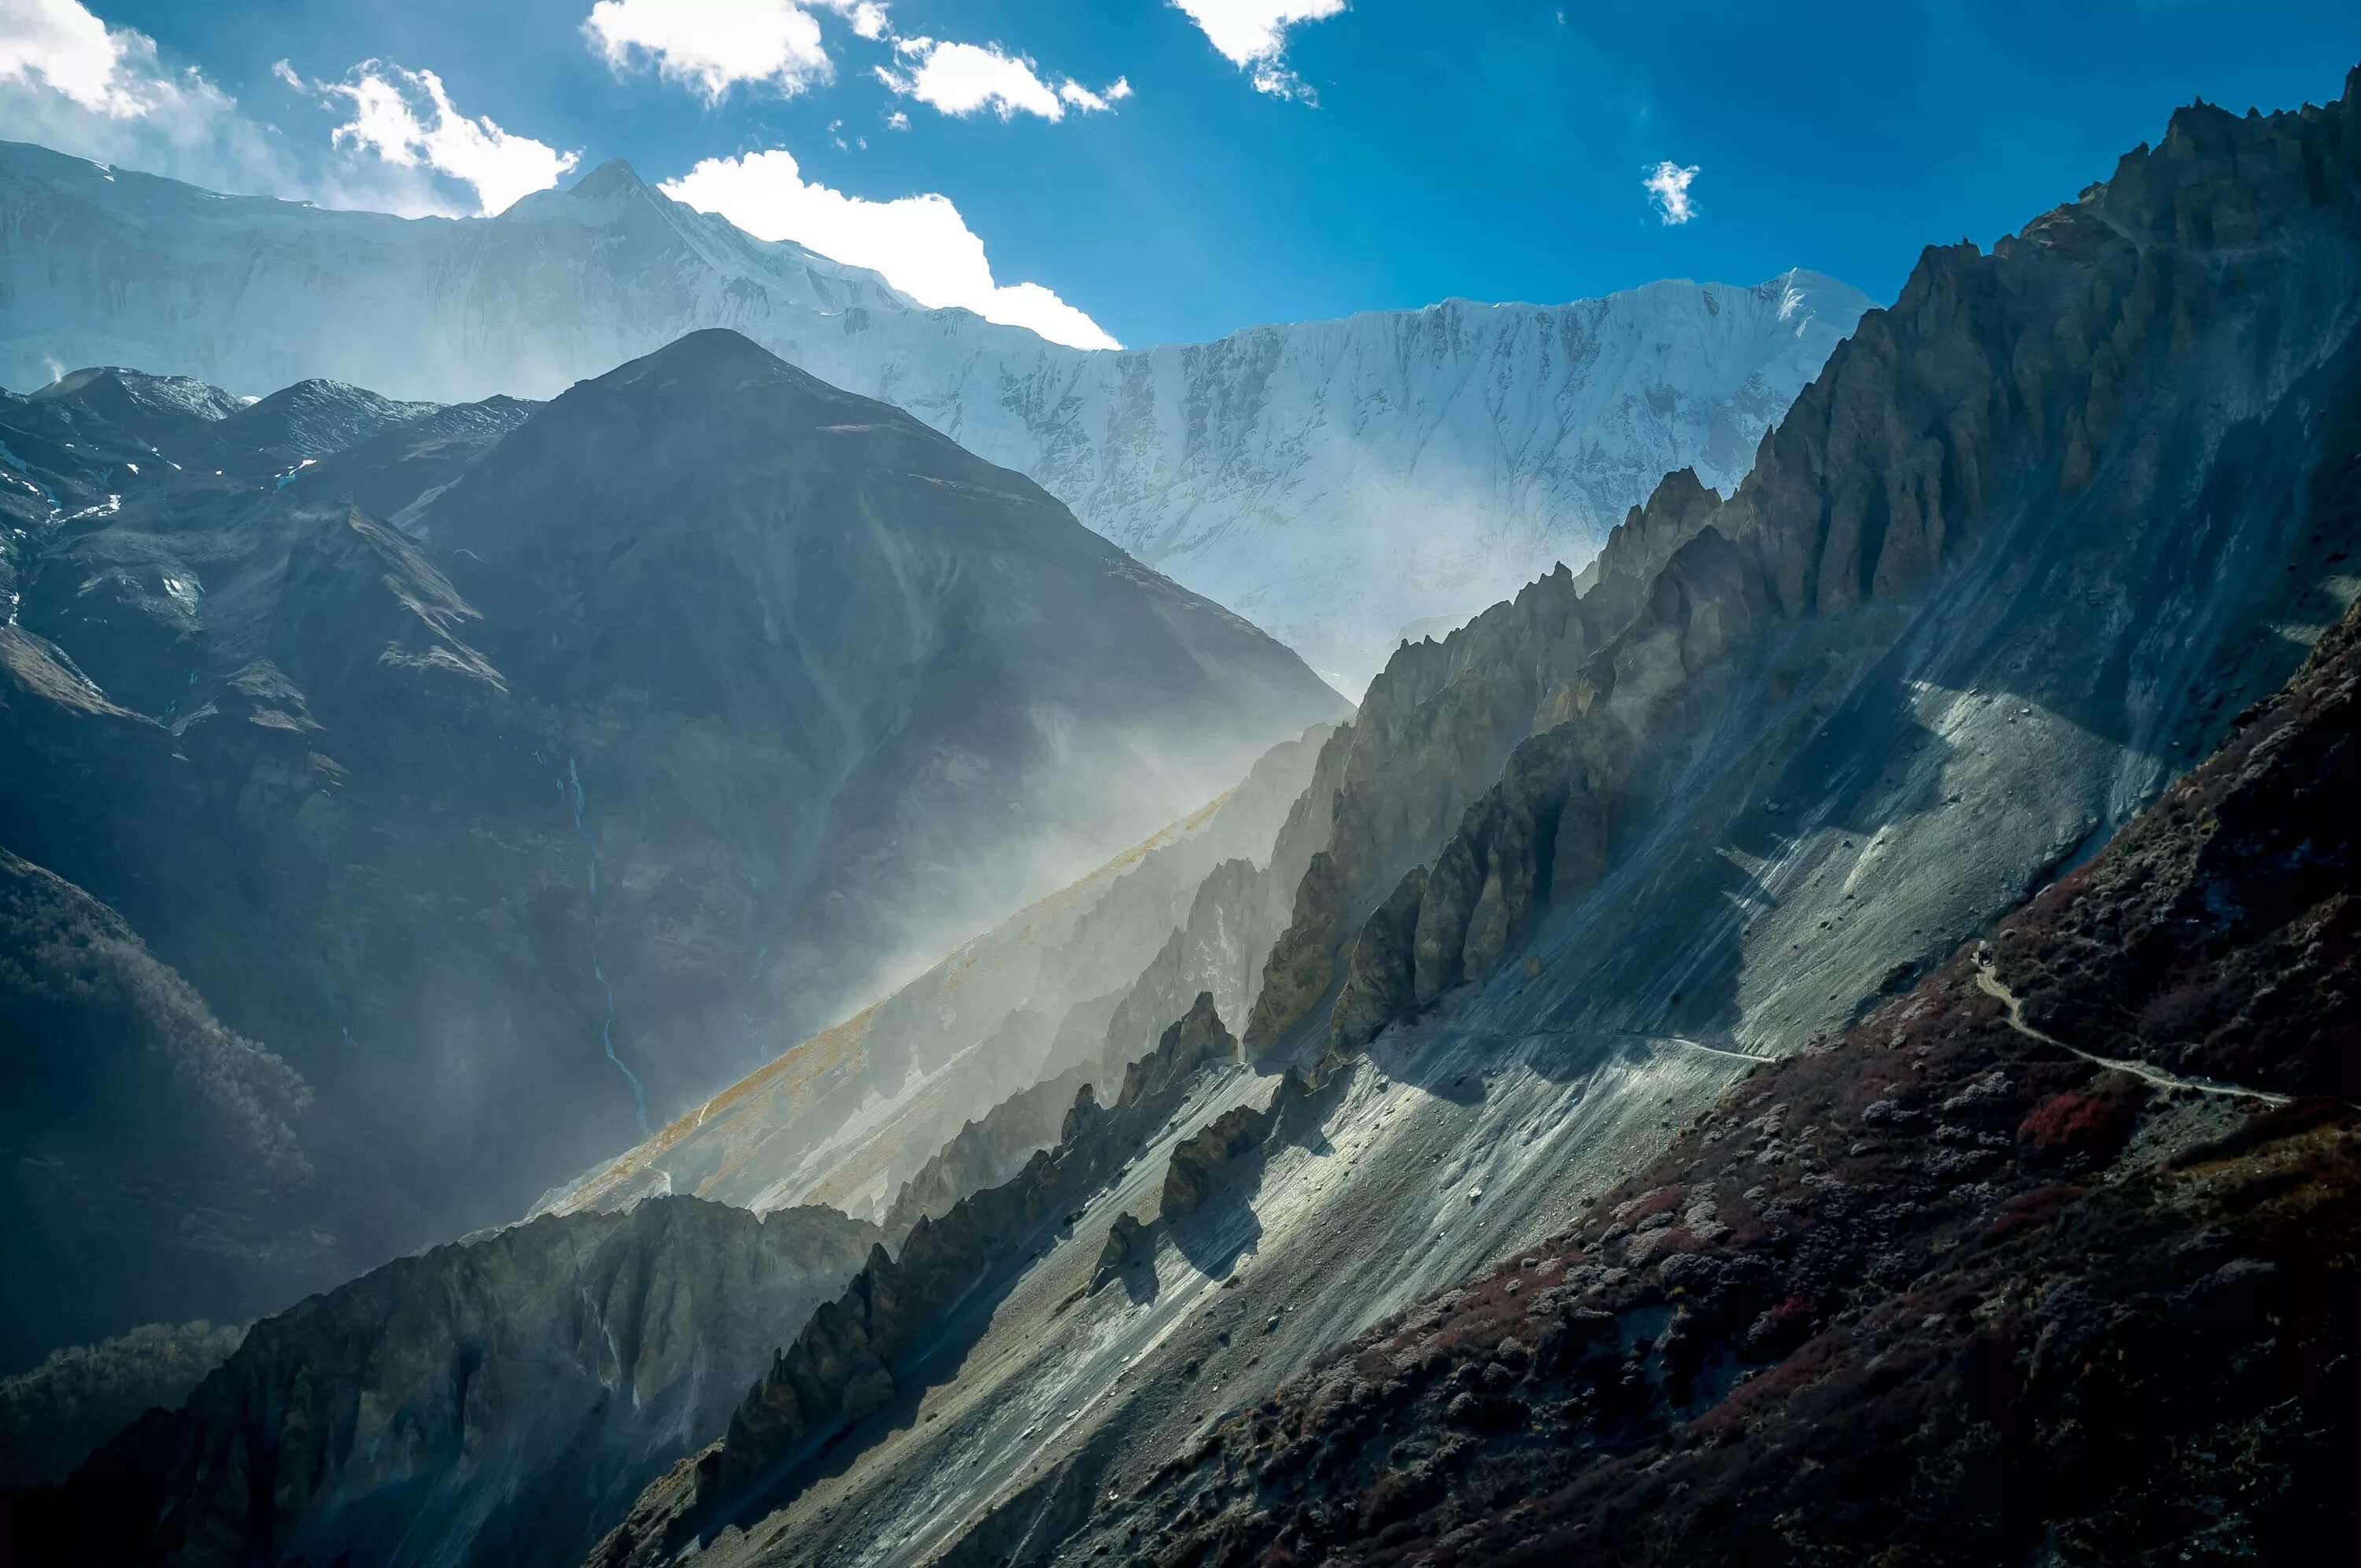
[408, 328, 1347, 1040]
[10, 1199, 881, 1568]
[0, 1320, 247, 1492]
[0, 331, 1343, 1366]
[0, 849, 314, 1372]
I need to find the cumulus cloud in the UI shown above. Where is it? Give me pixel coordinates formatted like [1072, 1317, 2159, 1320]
[1, 0, 133, 110]
[286, 60, 580, 216]
[837, 1, 890, 39]
[0, 0, 295, 192]
[1, 2, 578, 216]
[662, 149, 1121, 349]
[583, 0, 888, 102]
[876, 36, 1129, 123]
[1643, 159, 1699, 225]
[1169, 1, 1346, 98]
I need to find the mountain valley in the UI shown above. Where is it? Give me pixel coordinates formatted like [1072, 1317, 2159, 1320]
[2, 46, 2359, 1568]
[0, 331, 1342, 1367]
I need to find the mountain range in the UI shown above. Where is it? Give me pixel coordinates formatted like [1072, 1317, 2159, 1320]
[5, 61, 2361, 1568]
[557, 71, 2361, 1568]
[0, 330, 1342, 1371]
[0, 141, 1871, 690]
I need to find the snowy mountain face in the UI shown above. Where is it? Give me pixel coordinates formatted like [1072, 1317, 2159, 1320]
[0, 140, 1871, 690]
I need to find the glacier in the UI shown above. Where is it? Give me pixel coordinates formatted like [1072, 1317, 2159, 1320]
[0, 142, 1871, 691]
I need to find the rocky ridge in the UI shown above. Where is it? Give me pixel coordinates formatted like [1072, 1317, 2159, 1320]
[1248, 67, 2361, 1067]
[1084, 588, 2361, 1566]
[534, 721, 1330, 1229]
[10, 1198, 881, 1568]
[586, 995, 1250, 1567]
[563, 71, 2361, 1568]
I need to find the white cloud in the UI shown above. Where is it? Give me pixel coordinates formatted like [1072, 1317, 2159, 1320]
[583, 0, 888, 102]
[1059, 76, 1132, 114]
[662, 148, 1121, 350]
[837, 1, 890, 40]
[1169, 1, 1345, 98]
[295, 61, 579, 216]
[1, 0, 125, 110]
[0, 2, 576, 216]
[1643, 159, 1699, 225]
[876, 37, 1129, 124]
[0, 0, 302, 194]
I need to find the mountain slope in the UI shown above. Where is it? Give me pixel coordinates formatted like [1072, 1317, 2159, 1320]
[568, 69, 2361, 1568]
[0, 330, 1343, 1365]
[0, 1319, 247, 1492]
[0, 847, 316, 1371]
[1095, 590, 2361, 1567]
[532, 721, 1330, 1230]
[12, 1199, 881, 1568]
[0, 140, 1870, 687]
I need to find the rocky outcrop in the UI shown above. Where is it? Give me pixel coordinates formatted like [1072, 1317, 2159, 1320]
[1084, 856, 1282, 1079]
[589, 996, 1242, 1566]
[881, 1064, 1092, 1238]
[1091, 1212, 1149, 1291]
[1243, 68, 2361, 1071]
[1094, 591, 2361, 1568]
[1326, 867, 1428, 1057]
[5, 1198, 878, 1568]
[1114, 990, 1240, 1105]
[884, 846, 1296, 1228]
[1162, 1099, 1280, 1217]
[1243, 849, 1349, 1052]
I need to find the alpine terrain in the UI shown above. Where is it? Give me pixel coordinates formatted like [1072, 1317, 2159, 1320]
[0, 142, 1871, 689]
[0, 329, 1344, 1372]
[4, 40, 2360, 1568]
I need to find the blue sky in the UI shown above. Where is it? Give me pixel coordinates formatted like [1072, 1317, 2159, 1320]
[6, 2, 2359, 349]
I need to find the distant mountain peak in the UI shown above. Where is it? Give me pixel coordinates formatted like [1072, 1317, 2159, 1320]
[28, 366, 241, 423]
[610, 327, 842, 400]
[567, 158, 646, 201]
[0, 136, 1871, 687]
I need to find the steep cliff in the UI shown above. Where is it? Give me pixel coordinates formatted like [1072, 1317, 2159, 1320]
[1250, 68, 2361, 1070]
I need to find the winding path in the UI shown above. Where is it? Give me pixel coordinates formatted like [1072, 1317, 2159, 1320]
[1972, 948, 2292, 1108]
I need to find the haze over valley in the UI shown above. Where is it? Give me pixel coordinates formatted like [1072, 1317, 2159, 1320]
[2, 5, 2358, 1565]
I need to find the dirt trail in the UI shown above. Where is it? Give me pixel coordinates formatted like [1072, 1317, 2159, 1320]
[1972, 949, 2292, 1108]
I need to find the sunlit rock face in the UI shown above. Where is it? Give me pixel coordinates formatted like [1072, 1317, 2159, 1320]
[0, 141, 1869, 689]
[0, 329, 1343, 1363]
